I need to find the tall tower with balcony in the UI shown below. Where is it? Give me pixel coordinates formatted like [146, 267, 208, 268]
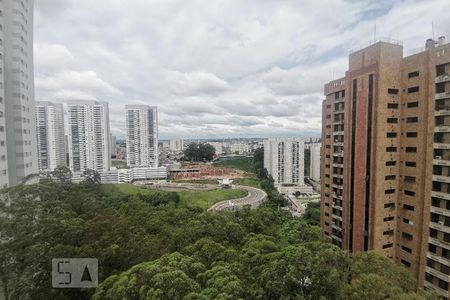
[0, 0, 37, 187]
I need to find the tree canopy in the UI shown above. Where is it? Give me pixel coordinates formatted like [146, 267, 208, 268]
[183, 143, 216, 162]
[0, 163, 437, 300]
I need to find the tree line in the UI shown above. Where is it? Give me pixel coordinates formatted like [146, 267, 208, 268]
[0, 158, 438, 299]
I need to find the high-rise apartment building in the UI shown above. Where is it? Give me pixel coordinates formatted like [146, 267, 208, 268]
[264, 138, 304, 186]
[320, 37, 450, 297]
[110, 134, 117, 157]
[67, 100, 111, 173]
[309, 142, 321, 182]
[126, 105, 158, 168]
[0, 0, 37, 187]
[169, 139, 184, 152]
[35, 101, 66, 171]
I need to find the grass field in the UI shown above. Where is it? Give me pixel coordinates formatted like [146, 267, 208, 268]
[111, 159, 127, 168]
[101, 183, 246, 209]
[178, 189, 247, 209]
[214, 157, 255, 173]
[233, 177, 261, 188]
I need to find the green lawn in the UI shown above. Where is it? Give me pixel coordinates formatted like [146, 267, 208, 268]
[102, 183, 147, 195]
[233, 177, 261, 188]
[111, 159, 127, 168]
[101, 183, 247, 210]
[214, 158, 255, 173]
[178, 189, 247, 209]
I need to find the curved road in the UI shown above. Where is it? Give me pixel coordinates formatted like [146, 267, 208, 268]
[207, 185, 267, 212]
[138, 182, 267, 212]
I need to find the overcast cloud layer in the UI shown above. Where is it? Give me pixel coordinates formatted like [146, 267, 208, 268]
[34, 0, 450, 139]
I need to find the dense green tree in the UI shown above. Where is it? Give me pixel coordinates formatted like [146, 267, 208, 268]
[0, 180, 436, 300]
[49, 165, 73, 186]
[303, 202, 320, 226]
[184, 143, 216, 162]
[81, 169, 101, 185]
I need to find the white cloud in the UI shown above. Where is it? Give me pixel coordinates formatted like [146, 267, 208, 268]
[33, 0, 450, 138]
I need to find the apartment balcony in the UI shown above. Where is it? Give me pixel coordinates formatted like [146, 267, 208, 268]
[334, 109, 344, 114]
[436, 92, 450, 100]
[331, 224, 342, 231]
[332, 183, 343, 189]
[429, 236, 450, 251]
[335, 97, 345, 103]
[332, 119, 344, 125]
[431, 205, 450, 217]
[432, 191, 450, 201]
[332, 174, 343, 179]
[332, 213, 343, 222]
[429, 220, 450, 234]
[434, 158, 450, 167]
[332, 163, 343, 168]
[334, 142, 344, 147]
[331, 234, 343, 242]
[423, 280, 449, 298]
[435, 125, 450, 133]
[426, 265, 450, 283]
[435, 106, 450, 116]
[433, 175, 450, 184]
[436, 74, 450, 84]
[333, 131, 344, 136]
[332, 204, 343, 211]
[333, 152, 344, 157]
[332, 193, 343, 200]
[434, 143, 450, 150]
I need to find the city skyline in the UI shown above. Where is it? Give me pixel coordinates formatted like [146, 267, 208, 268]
[33, 0, 450, 139]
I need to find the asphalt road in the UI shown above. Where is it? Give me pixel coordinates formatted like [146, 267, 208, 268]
[208, 185, 267, 212]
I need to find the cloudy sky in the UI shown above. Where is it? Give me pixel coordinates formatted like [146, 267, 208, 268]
[34, 0, 450, 139]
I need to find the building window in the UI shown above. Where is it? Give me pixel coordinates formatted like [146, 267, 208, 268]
[387, 118, 398, 123]
[383, 216, 394, 222]
[387, 132, 397, 138]
[403, 204, 415, 211]
[406, 132, 417, 138]
[401, 259, 411, 267]
[405, 161, 416, 167]
[387, 103, 398, 109]
[408, 86, 419, 93]
[430, 228, 438, 238]
[385, 175, 396, 180]
[401, 246, 412, 253]
[406, 117, 418, 123]
[404, 190, 415, 196]
[386, 161, 396, 166]
[429, 244, 437, 253]
[386, 147, 397, 152]
[404, 176, 416, 183]
[385, 189, 395, 195]
[383, 229, 394, 236]
[405, 147, 417, 153]
[388, 88, 399, 95]
[384, 202, 395, 208]
[382, 243, 393, 249]
[401, 232, 413, 240]
[408, 71, 419, 78]
[407, 102, 418, 108]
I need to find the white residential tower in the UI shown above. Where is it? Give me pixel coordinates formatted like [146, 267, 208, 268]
[67, 100, 111, 172]
[35, 101, 66, 171]
[126, 105, 158, 167]
[263, 138, 305, 186]
[0, 0, 37, 186]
